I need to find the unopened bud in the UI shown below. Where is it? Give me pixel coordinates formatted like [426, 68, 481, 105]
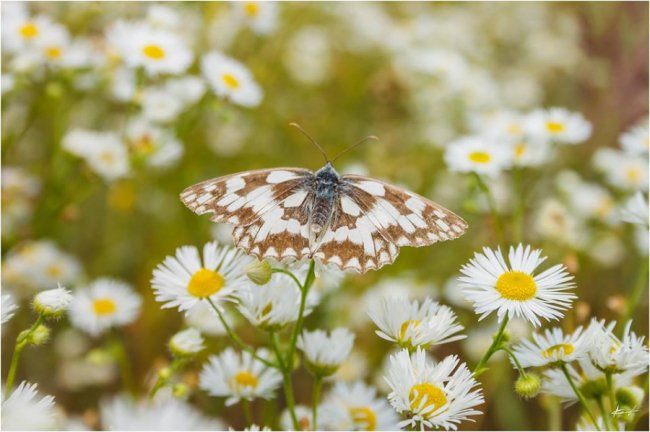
[169, 328, 204, 357]
[158, 367, 172, 380]
[33, 285, 74, 319]
[515, 373, 541, 399]
[580, 377, 607, 400]
[245, 259, 272, 285]
[172, 383, 190, 399]
[86, 348, 114, 366]
[616, 386, 644, 409]
[25, 325, 50, 346]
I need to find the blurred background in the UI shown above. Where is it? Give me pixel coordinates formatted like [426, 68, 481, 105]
[1, 1, 648, 430]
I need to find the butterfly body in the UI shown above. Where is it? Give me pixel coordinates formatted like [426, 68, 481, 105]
[181, 164, 467, 273]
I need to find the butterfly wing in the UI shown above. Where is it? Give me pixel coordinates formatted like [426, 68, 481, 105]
[180, 168, 315, 262]
[313, 175, 468, 273]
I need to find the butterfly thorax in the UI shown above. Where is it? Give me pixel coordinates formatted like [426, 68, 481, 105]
[310, 163, 341, 234]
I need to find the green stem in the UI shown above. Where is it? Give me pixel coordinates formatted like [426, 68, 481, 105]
[312, 376, 323, 430]
[605, 371, 617, 416]
[473, 173, 505, 244]
[270, 332, 299, 430]
[596, 396, 613, 431]
[148, 358, 185, 400]
[473, 316, 509, 377]
[206, 298, 276, 368]
[4, 315, 44, 395]
[288, 261, 316, 366]
[242, 399, 253, 426]
[622, 258, 649, 330]
[560, 363, 600, 430]
[110, 332, 136, 396]
[503, 346, 526, 376]
[272, 268, 304, 290]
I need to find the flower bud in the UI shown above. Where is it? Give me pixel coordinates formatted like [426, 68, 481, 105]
[24, 325, 50, 346]
[158, 367, 172, 380]
[86, 348, 114, 366]
[616, 386, 644, 409]
[172, 383, 190, 399]
[33, 285, 74, 319]
[169, 328, 204, 357]
[245, 259, 272, 285]
[515, 373, 541, 399]
[580, 377, 607, 399]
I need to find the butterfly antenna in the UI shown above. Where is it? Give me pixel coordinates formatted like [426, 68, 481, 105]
[331, 135, 379, 163]
[290, 123, 329, 163]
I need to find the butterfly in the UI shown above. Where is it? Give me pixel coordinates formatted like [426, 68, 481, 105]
[180, 126, 468, 273]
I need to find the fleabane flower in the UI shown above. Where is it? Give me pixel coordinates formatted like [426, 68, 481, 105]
[69, 278, 142, 336]
[232, 1, 279, 35]
[280, 405, 312, 431]
[237, 272, 319, 331]
[199, 347, 281, 406]
[620, 192, 649, 227]
[458, 244, 576, 326]
[106, 21, 193, 76]
[1, 381, 58, 430]
[619, 121, 649, 155]
[319, 381, 401, 431]
[444, 136, 512, 178]
[201, 51, 263, 107]
[367, 296, 465, 350]
[1, 8, 58, 55]
[2, 292, 18, 326]
[297, 328, 355, 376]
[524, 107, 592, 145]
[33, 285, 74, 318]
[169, 328, 204, 357]
[384, 348, 484, 431]
[125, 118, 184, 168]
[584, 319, 649, 377]
[100, 395, 224, 430]
[62, 129, 130, 181]
[151, 241, 251, 313]
[513, 326, 586, 368]
[593, 148, 648, 192]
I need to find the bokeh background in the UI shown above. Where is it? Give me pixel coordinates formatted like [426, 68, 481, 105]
[1, 1, 648, 430]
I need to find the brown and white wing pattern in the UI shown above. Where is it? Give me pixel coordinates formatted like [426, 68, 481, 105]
[314, 175, 468, 273]
[180, 168, 315, 262]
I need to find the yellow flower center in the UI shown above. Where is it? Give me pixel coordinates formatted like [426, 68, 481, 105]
[234, 371, 258, 388]
[468, 151, 492, 164]
[244, 2, 259, 16]
[625, 167, 640, 183]
[350, 406, 377, 431]
[45, 46, 62, 59]
[47, 264, 62, 278]
[130, 134, 155, 155]
[596, 198, 613, 218]
[99, 151, 115, 164]
[514, 143, 526, 159]
[142, 44, 166, 60]
[222, 73, 240, 89]
[546, 121, 565, 133]
[19, 22, 39, 39]
[93, 298, 117, 316]
[495, 271, 537, 301]
[399, 319, 421, 340]
[542, 343, 574, 359]
[507, 123, 522, 135]
[187, 268, 224, 298]
[409, 383, 447, 412]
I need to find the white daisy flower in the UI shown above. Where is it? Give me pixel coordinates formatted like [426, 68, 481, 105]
[199, 347, 282, 406]
[1, 381, 58, 430]
[1, 240, 82, 297]
[2, 166, 41, 238]
[106, 21, 193, 76]
[508, 138, 552, 168]
[319, 381, 401, 431]
[468, 109, 526, 141]
[125, 118, 184, 168]
[62, 129, 130, 181]
[620, 192, 648, 227]
[163, 76, 206, 106]
[240, 425, 272, 432]
[283, 26, 332, 86]
[145, 5, 182, 30]
[2, 292, 18, 326]
[576, 415, 625, 431]
[593, 148, 648, 192]
[534, 198, 586, 248]
[1, 9, 58, 55]
[458, 244, 576, 326]
[33, 23, 70, 67]
[237, 272, 319, 331]
[513, 326, 587, 368]
[367, 296, 465, 350]
[542, 358, 631, 403]
[233, 1, 279, 36]
[524, 107, 592, 145]
[201, 51, 263, 107]
[151, 241, 251, 313]
[297, 328, 355, 376]
[584, 319, 649, 377]
[384, 348, 484, 431]
[100, 395, 224, 430]
[140, 86, 186, 123]
[184, 301, 230, 336]
[169, 328, 204, 357]
[280, 405, 312, 431]
[619, 121, 649, 155]
[33, 285, 74, 318]
[444, 136, 512, 178]
[565, 178, 617, 224]
[69, 278, 142, 337]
